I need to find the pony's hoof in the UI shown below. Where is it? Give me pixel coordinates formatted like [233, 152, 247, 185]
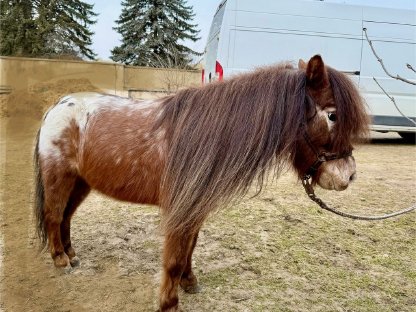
[53, 253, 70, 268]
[70, 256, 80, 267]
[180, 274, 201, 294]
[182, 284, 202, 294]
[58, 265, 74, 275]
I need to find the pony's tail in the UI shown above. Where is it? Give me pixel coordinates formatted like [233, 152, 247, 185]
[34, 129, 47, 249]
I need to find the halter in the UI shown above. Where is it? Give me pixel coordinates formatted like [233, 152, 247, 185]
[302, 132, 352, 180]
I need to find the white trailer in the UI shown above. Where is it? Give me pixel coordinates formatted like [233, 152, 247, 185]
[203, 0, 416, 139]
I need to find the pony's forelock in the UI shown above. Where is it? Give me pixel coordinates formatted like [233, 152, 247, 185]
[327, 68, 370, 152]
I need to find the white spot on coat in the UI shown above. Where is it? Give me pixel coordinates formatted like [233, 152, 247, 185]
[115, 157, 122, 165]
[39, 92, 160, 160]
[317, 106, 336, 131]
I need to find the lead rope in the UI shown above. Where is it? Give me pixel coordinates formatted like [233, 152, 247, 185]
[301, 176, 416, 220]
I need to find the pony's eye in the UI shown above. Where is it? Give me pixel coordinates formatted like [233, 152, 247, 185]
[328, 112, 337, 122]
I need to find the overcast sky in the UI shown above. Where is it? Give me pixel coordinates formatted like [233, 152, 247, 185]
[86, 0, 415, 61]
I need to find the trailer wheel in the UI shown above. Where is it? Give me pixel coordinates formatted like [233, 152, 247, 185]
[398, 132, 416, 143]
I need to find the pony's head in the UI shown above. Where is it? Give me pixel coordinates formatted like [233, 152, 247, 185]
[295, 55, 369, 191]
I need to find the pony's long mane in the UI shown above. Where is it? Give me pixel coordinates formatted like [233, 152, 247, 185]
[156, 63, 369, 235]
[157, 63, 309, 234]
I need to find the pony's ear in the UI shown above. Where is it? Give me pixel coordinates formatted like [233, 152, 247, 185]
[298, 59, 307, 70]
[306, 54, 329, 89]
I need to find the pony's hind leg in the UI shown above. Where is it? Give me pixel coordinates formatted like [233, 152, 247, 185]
[42, 163, 78, 268]
[180, 230, 201, 294]
[160, 231, 195, 311]
[60, 177, 90, 267]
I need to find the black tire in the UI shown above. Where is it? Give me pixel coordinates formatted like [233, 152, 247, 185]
[398, 132, 416, 143]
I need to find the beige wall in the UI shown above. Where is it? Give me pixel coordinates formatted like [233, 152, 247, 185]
[0, 56, 201, 97]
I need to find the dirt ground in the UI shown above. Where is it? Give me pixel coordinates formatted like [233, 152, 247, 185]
[0, 109, 415, 311]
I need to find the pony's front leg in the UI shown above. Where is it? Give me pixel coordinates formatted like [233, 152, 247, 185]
[180, 231, 200, 294]
[159, 232, 194, 311]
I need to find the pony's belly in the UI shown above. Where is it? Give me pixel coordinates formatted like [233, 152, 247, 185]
[92, 180, 160, 205]
[82, 167, 161, 205]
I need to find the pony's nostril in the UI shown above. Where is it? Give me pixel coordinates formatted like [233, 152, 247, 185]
[349, 173, 356, 182]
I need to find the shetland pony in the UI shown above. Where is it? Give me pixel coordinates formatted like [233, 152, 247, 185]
[34, 55, 368, 311]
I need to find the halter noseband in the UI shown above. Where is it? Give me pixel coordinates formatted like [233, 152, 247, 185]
[303, 132, 352, 179]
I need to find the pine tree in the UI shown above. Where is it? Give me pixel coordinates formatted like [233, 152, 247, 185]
[0, 0, 97, 59]
[111, 0, 200, 67]
[35, 0, 97, 59]
[0, 0, 37, 56]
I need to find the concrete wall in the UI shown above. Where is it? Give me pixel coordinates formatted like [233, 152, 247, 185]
[125, 65, 202, 98]
[0, 56, 201, 98]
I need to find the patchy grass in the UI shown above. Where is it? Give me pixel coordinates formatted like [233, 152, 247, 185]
[1, 118, 415, 312]
[180, 137, 415, 311]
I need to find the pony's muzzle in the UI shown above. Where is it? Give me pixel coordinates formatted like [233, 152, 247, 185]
[335, 167, 356, 191]
[317, 157, 356, 191]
